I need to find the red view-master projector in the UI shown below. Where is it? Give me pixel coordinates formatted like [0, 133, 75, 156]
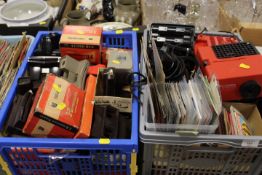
[195, 34, 262, 101]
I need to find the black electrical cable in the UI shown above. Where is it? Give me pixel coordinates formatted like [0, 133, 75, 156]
[129, 72, 147, 104]
[181, 55, 198, 72]
[157, 41, 199, 82]
[168, 43, 198, 70]
[200, 27, 208, 34]
[158, 48, 186, 82]
[163, 42, 191, 56]
[129, 72, 147, 86]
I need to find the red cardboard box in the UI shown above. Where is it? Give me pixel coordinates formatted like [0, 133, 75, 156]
[60, 25, 102, 64]
[23, 74, 85, 138]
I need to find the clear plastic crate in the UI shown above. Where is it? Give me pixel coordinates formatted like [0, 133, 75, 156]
[145, 122, 218, 135]
[141, 84, 219, 135]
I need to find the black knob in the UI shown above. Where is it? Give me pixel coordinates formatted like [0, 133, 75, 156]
[41, 36, 52, 56]
[240, 80, 261, 99]
[103, 0, 115, 21]
[174, 3, 187, 15]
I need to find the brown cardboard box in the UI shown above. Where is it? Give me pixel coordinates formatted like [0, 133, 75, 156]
[223, 103, 262, 136]
[239, 23, 262, 47]
[94, 69, 132, 113]
[219, 5, 262, 46]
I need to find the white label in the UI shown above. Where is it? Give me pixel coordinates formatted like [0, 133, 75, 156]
[174, 39, 183, 43]
[151, 33, 159, 37]
[157, 37, 166, 42]
[175, 28, 185, 32]
[94, 96, 132, 113]
[241, 140, 259, 148]
[158, 26, 167, 31]
[42, 68, 50, 74]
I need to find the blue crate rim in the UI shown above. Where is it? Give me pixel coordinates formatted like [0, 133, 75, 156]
[0, 31, 139, 151]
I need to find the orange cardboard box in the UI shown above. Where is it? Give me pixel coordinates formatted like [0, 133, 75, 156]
[75, 75, 97, 138]
[60, 25, 102, 64]
[23, 74, 85, 138]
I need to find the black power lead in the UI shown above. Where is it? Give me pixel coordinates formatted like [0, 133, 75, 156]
[159, 47, 186, 82]
[159, 43, 198, 82]
[129, 72, 147, 105]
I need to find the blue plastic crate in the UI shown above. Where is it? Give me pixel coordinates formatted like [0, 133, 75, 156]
[0, 31, 139, 175]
